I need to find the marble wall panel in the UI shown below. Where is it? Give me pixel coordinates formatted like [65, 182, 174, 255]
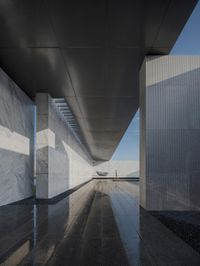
[0, 68, 34, 206]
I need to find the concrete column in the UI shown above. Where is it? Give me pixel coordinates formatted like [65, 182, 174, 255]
[36, 93, 50, 198]
[140, 56, 200, 210]
[36, 93, 94, 199]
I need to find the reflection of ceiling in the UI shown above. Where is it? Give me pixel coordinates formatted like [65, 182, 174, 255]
[0, 0, 197, 160]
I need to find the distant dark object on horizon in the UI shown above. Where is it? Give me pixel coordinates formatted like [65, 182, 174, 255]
[96, 171, 108, 176]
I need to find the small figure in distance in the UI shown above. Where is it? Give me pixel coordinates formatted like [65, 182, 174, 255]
[113, 169, 118, 182]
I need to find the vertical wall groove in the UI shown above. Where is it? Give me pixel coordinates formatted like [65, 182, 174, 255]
[140, 56, 200, 210]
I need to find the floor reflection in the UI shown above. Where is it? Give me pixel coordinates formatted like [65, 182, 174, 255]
[0, 180, 200, 266]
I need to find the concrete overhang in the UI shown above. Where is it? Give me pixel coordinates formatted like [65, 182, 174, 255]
[0, 0, 198, 160]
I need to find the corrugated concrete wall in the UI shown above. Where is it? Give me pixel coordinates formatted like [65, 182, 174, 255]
[140, 56, 200, 210]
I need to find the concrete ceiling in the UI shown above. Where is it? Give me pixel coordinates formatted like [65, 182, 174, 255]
[0, 0, 197, 160]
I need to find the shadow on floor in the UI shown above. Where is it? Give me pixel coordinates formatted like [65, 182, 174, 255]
[151, 211, 200, 254]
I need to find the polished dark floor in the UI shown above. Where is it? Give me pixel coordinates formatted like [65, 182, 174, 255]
[0, 180, 200, 266]
[151, 211, 200, 254]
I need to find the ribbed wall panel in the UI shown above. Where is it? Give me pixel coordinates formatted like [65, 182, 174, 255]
[140, 56, 200, 210]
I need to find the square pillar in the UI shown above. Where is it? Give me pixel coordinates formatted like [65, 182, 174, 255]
[140, 56, 200, 210]
[36, 93, 69, 199]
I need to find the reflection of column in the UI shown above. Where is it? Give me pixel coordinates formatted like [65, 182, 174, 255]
[36, 93, 50, 198]
[140, 56, 200, 210]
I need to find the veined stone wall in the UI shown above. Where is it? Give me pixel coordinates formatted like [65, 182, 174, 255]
[0, 68, 34, 206]
[36, 93, 94, 199]
[94, 160, 139, 178]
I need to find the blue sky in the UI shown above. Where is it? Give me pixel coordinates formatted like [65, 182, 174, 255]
[112, 1, 200, 161]
[112, 110, 139, 160]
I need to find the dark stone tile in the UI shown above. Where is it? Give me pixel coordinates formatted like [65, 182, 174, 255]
[82, 217, 102, 239]
[19, 237, 62, 265]
[151, 211, 200, 254]
[47, 237, 82, 266]
[1, 180, 200, 266]
[0, 234, 34, 264]
[102, 237, 129, 266]
[126, 247, 156, 266]
[79, 238, 103, 266]
[102, 216, 119, 238]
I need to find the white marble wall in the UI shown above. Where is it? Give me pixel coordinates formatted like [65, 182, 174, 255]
[0, 68, 34, 206]
[94, 160, 139, 177]
[36, 93, 94, 199]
